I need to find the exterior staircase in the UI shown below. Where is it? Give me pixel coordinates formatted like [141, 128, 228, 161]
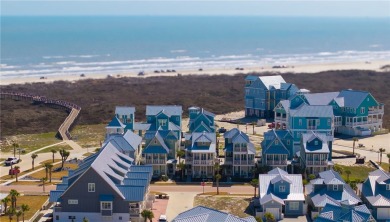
[58, 108, 81, 140]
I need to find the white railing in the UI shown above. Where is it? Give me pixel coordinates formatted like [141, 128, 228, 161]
[307, 161, 328, 166]
[267, 160, 287, 165]
[144, 159, 165, 164]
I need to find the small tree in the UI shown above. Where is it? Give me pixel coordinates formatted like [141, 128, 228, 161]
[21, 204, 30, 222]
[250, 178, 259, 197]
[47, 164, 53, 182]
[255, 216, 263, 222]
[16, 210, 22, 222]
[264, 212, 276, 222]
[176, 150, 185, 162]
[41, 177, 47, 193]
[59, 149, 70, 170]
[12, 142, 19, 158]
[51, 149, 57, 163]
[333, 165, 343, 175]
[379, 148, 386, 164]
[9, 189, 20, 209]
[82, 217, 89, 222]
[141, 209, 153, 222]
[352, 137, 358, 155]
[215, 174, 222, 195]
[345, 170, 351, 182]
[177, 161, 186, 180]
[1, 197, 10, 213]
[308, 174, 316, 180]
[14, 166, 20, 182]
[31, 154, 38, 170]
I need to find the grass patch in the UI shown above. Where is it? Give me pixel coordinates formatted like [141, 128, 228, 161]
[377, 162, 390, 172]
[35, 144, 72, 154]
[194, 196, 252, 218]
[335, 164, 374, 182]
[0, 195, 48, 221]
[29, 162, 78, 180]
[83, 152, 94, 157]
[71, 124, 106, 148]
[10, 181, 56, 185]
[0, 159, 62, 180]
[0, 132, 60, 153]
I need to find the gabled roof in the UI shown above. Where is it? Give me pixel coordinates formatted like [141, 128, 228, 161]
[107, 116, 126, 128]
[289, 104, 333, 118]
[303, 92, 339, 106]
[258, 75, 286, 90]
[146, 105, 182, 116]
[262, 129, 292, 155]
[365, 194, 390, 207]
[104, 130, 142, 152]
[133, 123, 151, 131]
[172, 206, 256, 222]
[115, 106, 135, 115]
[260, 193, 285, 205]
[49, 142, 152, 203]
[302, 132, 330, 153]
[188, 132, 216, 153]
[317, 203, 374, 222]
[143, 131, 170, 154]
[337, 90, 375, 108]
[259, 168, 305, 202]
[319, 170, 345, 185]
[362, 168, 390, 198]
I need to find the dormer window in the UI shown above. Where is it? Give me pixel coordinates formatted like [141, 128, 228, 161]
[333, 185, 338, 191]
[287, 140, 290, 145]
[386, 184, 390, 190]
[314, 141, 318, 146]
[279, 185, 286, 192]
[158, 119, 167, 126]
[360, 107, 365, 114]
[275, 140, 279, 145]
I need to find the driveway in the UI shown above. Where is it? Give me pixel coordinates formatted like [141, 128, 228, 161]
[165, 192, 197, 220]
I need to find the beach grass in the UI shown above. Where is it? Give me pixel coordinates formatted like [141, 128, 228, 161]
[71, 124, 106, 148]
[335, 164, 374, 182]
[35, 144, 72, 154]
[194, 196, 252, 218]
[0, 131, 61, 153]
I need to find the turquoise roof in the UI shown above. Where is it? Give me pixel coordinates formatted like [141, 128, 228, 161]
[107, 116, 125, 128]
[316, 203, 373, 222]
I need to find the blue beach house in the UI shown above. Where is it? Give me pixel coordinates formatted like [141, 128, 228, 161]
[315, 203, 375, 222]
[188, 106, 215, 133]
[256, 168, 306, 220]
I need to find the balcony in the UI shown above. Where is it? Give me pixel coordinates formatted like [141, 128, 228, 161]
[267, 160, 287, 165]
[130, 208, 140, 216]
[233, 160, 254, 165]
[368, 105, 384, 114]
[307, 126, 317, 130]
[275, 116, 287, 122]
[224, 157, 233, 165]
[306, 161, 328, 166]
[144, 159, 166, 164]
[193, 160, 215, 165]
[233, 147, 248, 153]
[186, 157, 193, 164]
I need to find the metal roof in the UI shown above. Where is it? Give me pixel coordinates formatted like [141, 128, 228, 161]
[133, 123, 151, 131]
[260, 193, 285, 205]
[304, 92, 339, 106]
[106, 116, 126, 128]
[289, 104, 333, 117]
[104, 130, 142, 153]
[366, 194, 390, 207]
[317, 203, 373, 222]
[258, 75, 286, 90]
[115, 106, 135, 115]
[172, 206, 256, 222]
[146, 105, 182, 116]
[302, 132, 330, 153]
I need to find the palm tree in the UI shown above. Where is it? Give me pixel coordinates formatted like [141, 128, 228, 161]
[14, 166, 20, 182]
[16, 210, 22, 222]
[21, 204, 30, 222]
[214, 162, 221, 195]
[352, 137, 358, 155]
[387, 153, 390, 172]
[1, 197, 10, 213]
[176, 150, 185, 162]
[379, 148, 386, 164]
[7, 207, 15, 222]
[345, 170, 351, 182]
[44, 163, 51, 179]
[51, 149, 57, 163]
[215, 174, 222, 195]
[31, 154, 38, 170]
[250, 178, 259, 197]
[177, 161, 186, 180]
[141, 209, 153, 222]
[12, 142, 19, 158]
[47, 164, 53, 182]
[9, 189, 20, 209]
[41, 177, 47, 193]
[59, 149, 70, 170]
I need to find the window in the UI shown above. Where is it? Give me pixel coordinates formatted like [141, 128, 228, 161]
[386, 184, 390, 190]
[314, 141, 318, 146]
[101, 201, 112, 210]
[299, 119, 302, 126]
[68, 199, 78, 205]
[360, 107, 365, 114]
[88, 183, 95, 192]
[316, 119, 320, 126]
[56, 216, 59, 220]
[158, 119, 167, 126]
[279, 185, 286, 192]
[327, 119, 331, 126]
[289, 202, 299, 210]
[287, 140, 290, 145]
[275, 140, 279, 145]
[119, 217, 122, 220]
[333, 185, 338, 191]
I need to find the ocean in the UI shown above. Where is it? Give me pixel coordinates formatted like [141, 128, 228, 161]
[1, 16, 390, 79]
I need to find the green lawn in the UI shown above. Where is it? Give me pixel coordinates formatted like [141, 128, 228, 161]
[35, 144, 72, 154]
[194, 196, 252, 218]
[335, 164, 374, 182]
[377, 162, 390, 173]
[71, 124, 106, 148]
[0, 132, 60, 153]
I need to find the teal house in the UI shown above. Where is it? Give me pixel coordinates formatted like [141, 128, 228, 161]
[188, 106, 215, 133]
[245, 75, 299, 118]
[256, 168, 306, 220]
[261, 129, 294, 172]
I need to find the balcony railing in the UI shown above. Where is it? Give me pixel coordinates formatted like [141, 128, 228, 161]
[193, 160, 215, 165]
[306, 161, 328, 166]
[233, 148, 248, 153]
[307, 126, 317, 130]
[233, 160, 254, 165]
[193, 173, 214, 178]
[130, 208, 140, 216]
[368, 106, 384, 114]
[267, 160, 287, 165]
[275, 116, 287, 122]
[144, 159, 165, 164]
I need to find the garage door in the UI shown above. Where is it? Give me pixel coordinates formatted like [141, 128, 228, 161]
[266, 208, 280, 220]
[377, 208, 390, 220]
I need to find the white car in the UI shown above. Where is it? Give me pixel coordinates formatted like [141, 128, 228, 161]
[158, 215, 168, 222]
[4, 157, 19, 166]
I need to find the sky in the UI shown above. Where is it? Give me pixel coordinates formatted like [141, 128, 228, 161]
[1, 0, 390, 17]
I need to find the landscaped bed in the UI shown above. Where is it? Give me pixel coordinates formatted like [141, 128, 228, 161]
[194, 195, 253, 218]
[0, 195, 48, 221]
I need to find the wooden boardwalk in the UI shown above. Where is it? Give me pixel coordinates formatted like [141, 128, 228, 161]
[0, 92, 81, 140]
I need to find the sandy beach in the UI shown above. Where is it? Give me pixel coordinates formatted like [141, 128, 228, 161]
[1, 60, 389, 85]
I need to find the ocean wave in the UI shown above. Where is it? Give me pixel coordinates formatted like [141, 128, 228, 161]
[170, 50, 187, 53]
[0, 64, 20, 69]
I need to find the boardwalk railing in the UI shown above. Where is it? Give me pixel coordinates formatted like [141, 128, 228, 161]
[1, 92, 81, 140]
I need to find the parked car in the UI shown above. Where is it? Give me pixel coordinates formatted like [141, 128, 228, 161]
[158, 215, 168, 222]
[218, 127, 227, 133]
[4, 157, 19, 166]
